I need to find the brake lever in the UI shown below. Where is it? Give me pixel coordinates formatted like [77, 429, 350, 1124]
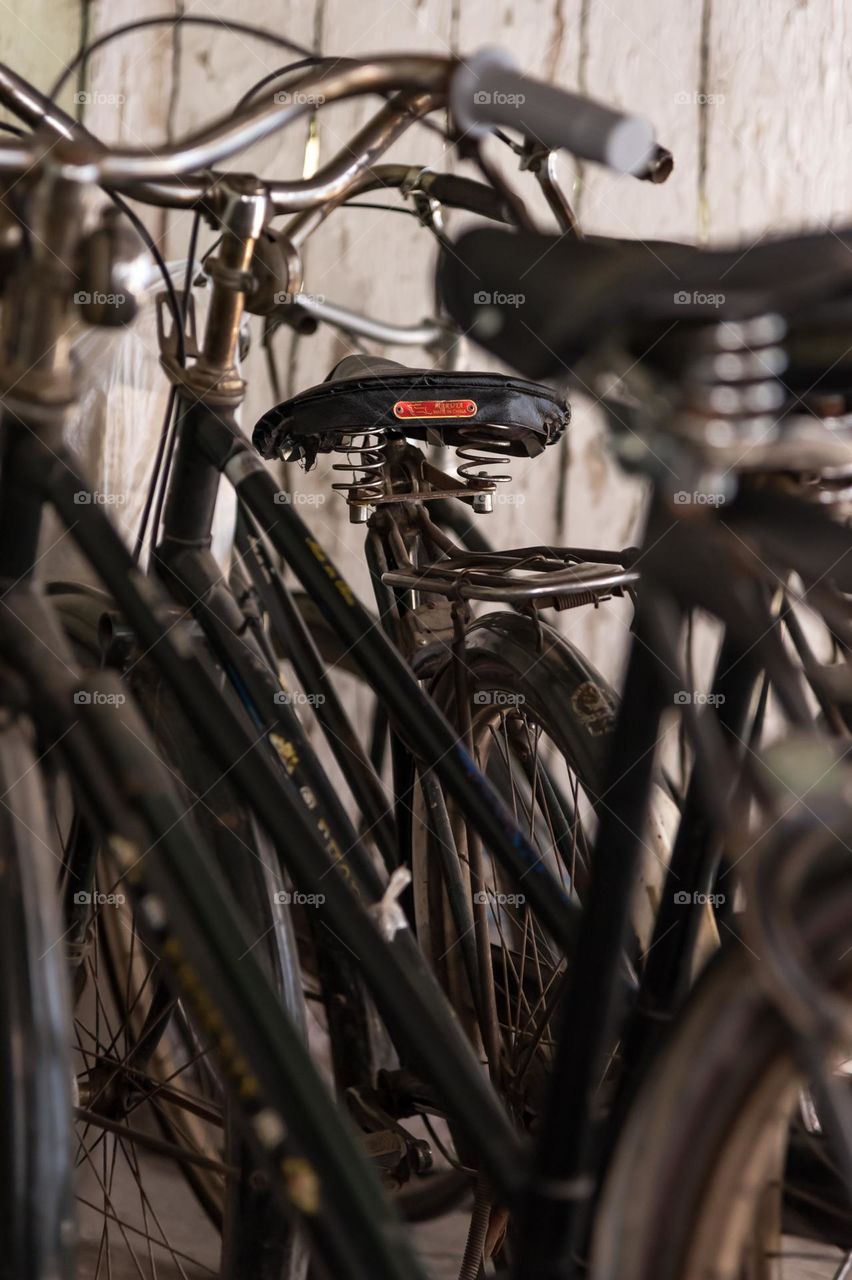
[520, 142, 583, 237]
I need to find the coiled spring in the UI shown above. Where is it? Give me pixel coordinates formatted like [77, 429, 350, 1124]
[454, 424, 515, 487]
[684, 313, 787, 440]
[331, 430, 386, 504]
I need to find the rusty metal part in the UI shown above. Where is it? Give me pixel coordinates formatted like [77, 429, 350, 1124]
[76, 204, 146, 327]
[347, 1086, 433, 1187]
[381, 556, 637, 608]
[243, 230, 303, 316]
[159, 175, 269, 407]
[334, 440, 494, 522]
[0, 155, 86, 409]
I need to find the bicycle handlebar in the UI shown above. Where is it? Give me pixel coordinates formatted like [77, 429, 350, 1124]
[0, 63, 84, 143]
[287, 293, 451, 347]
[283, 160, 518, 248]
[417, 170, 513, 220]
[0, 58, 450, 186]
[0, 50, 661, 197]
[450, 48, 656, 176]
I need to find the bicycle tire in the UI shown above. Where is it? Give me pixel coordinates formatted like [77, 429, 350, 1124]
[591, 867, 852, 1280]
[412, 609, 681, 972]
[408, 612, 686, 1261]
[58, 582, 476, 1229]
[0, 718, 74, 1280]
[51, 587, 309, 1280]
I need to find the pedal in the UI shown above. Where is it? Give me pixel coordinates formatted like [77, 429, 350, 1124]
[375, 1068, 442, 1113]
[360, 1129, 413, 1180]
[349, 1086, 433, 1189]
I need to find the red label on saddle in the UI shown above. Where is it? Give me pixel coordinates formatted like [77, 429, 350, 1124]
[392, 398, 477, 420]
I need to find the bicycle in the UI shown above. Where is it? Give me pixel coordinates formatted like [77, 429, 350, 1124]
[247, 77, 852, 1278]
[21, 35, 852, 1274]
[440, 218, 852, 1276]
[10, 35, 688, 1271]
[0, 40, 666, 1280]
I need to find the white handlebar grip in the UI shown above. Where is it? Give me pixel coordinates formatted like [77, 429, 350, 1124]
[451, 48, 656, 176]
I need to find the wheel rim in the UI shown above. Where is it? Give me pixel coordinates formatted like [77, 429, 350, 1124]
[72, 855, 227, 1278]
[414, 684, 595, 1127]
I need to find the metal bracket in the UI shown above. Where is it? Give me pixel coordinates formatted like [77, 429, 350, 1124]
[156, 288, 199, 371]
[155, 289, 245, 408]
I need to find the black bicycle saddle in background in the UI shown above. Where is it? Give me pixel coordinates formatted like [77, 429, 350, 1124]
[437, 228, 852, 382]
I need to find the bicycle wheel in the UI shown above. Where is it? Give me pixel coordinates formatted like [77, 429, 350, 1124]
[591, 861, 852, 1280]
[408, 612, 683, 1258]
[52, 588, 309, 1279]
[0, 717, 75, 1280]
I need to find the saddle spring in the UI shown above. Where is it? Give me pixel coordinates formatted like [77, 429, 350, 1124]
[457, 430, 511, 488]
[686, 313, 788, 440]
[331, 430, 387, 521]
[454, 424, 515, 512]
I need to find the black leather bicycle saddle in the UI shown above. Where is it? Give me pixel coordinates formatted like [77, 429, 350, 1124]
[437, 228, 852, 382]
[253, 353, 569, 467]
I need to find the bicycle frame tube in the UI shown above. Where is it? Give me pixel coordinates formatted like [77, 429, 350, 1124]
[156, 402, 399, 875]
[157, 520, 393, 867]
[514, 495, 679, 1279]
[234, 509, 398, 872]
[156, 205, 398, 875]
[363, 525, 417, 876]
[625, 626, 760, 1041]
[597, 624, 762, 1180]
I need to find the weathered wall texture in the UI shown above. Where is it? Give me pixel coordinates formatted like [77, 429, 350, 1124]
[4, 1, 852, 683]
